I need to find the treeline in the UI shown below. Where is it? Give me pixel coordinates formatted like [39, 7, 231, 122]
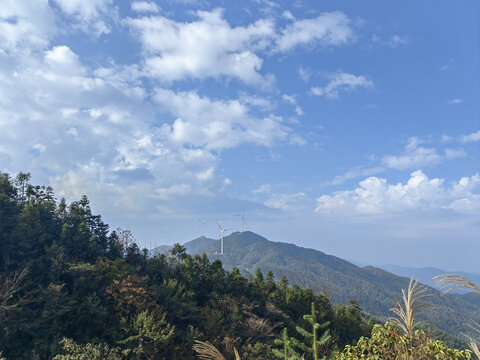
[0, 172, 374, 359]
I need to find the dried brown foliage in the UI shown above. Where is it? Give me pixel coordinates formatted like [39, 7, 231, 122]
[106, 275, 162, 317]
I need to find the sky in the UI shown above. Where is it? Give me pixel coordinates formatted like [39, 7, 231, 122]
[1, 0, 479, 272]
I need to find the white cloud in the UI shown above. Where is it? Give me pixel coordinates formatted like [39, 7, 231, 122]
[461, 130, 480, 143]
[315, 171, 480, 215]
[0, 43, 227, 215]
[153, 88, 290, 149]
[382, 147, 442, 170]
[311, 72, 373, 99]
[127, 8, 275, 86]
[265, 192, 311, 210]
[371, 34, 408, 48]
[131, 1, 160, 13]
[282, 10, 296, 21]
[330, 166, 384, 185]
[0, 0, 56, 51]
[282, 94, 304, 116]
[127, 9, 355, 86]
[253, 184, 272, 194]
[445, 148, 467, 159]
[440, 59, 454, 71]
[381, 137, 465, 170]
[0, 4, 311, 221]
[52, 0, 116, 35]
[298, 66, 311, 82]
[156, 184, 192, 200]
[447, 98, 464, 105]
[44, 46, 86, 75]
[276, 12, 353, 52]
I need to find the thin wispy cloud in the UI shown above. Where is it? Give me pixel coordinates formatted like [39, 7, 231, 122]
[447, 98, 464, 105]
[275, 11, 354, 52]
[381, 137, 465, 170]
[310, 72, 373, 99]
[131, 1, 160, 13]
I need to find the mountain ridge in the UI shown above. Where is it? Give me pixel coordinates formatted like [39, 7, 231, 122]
[153, 231, 480, 339]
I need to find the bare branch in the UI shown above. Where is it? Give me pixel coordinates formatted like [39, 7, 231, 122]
[0, 267, 29, 316]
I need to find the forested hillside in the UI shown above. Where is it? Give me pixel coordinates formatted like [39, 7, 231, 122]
[177, 232, 480, 341]
[0, 172, 374, 359]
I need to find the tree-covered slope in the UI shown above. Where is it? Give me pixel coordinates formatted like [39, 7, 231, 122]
[183, 231, 480, 339]
[0, 172, 374, 359]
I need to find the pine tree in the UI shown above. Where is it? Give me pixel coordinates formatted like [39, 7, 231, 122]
[294, 302, 331, 360]
[273, 328, 301, 360]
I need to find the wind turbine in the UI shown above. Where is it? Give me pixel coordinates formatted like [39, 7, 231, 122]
[161, 229, 168, 244]
[216, 220, 230, 255]
[234, 209, 246, 232]
[197, 218, 206, 238]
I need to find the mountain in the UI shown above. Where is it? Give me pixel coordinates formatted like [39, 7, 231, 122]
[178, 231, 480, 339]
[377, 264, 480, 294]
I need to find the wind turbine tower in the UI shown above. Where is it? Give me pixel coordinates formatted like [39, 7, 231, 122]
[235, 209, 246, 232]
[197, 218, 206, 238]
[216, 220, 230, 255]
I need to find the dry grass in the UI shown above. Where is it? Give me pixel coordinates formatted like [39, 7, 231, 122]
[193, 341, 226, 360]
[468, 338, 480, 360]
[193, 340, 242, 360]
[434, 274, 480, 359]
[389, 278, 428, 337]
[434, 274, 480, 295]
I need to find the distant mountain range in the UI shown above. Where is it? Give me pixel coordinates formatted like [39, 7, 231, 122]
[153, 231, 480, 339]
[376, 264, 480, 294]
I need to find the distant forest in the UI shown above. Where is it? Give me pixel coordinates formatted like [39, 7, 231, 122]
[0, 172, 473, 359]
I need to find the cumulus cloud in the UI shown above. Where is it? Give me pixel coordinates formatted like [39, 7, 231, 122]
[127, 9, 355, 86]
[461, 130, 480, 143]
[127, 8, 275, 86]
[0, 0, 56, 51]
[315, 171, 480, 215]
[0, 41, 227, 215]
[276, 12, 353, 52]
[0, 3, 304, 219]
[153, 88, 290, 149]
[310, 72, 373, 99]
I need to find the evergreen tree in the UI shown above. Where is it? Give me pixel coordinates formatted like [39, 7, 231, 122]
[293, 302, 331, 360]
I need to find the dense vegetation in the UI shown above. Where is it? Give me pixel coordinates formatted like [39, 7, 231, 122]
[0, 172, 374, 359]
[0, 172, 473, 359]
[182, 233, 480, 342]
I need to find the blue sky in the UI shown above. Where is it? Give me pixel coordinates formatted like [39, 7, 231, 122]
[1, 0, 479, 271]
